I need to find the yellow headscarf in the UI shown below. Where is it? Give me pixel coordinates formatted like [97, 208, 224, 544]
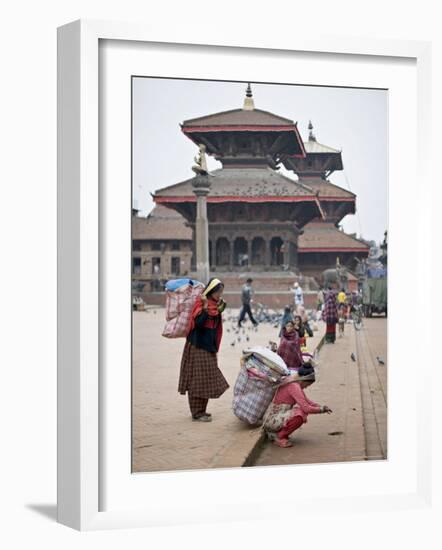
[202, 278, 223, 297]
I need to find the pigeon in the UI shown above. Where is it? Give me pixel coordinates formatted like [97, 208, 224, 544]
[351, 353, 356, 362]
[230, 341, 235, 347]
[376, 356, 385, 365]
[246, 336, 250, 342]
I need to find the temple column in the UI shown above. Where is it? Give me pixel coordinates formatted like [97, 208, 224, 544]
[283, 239, 290, 268]
[192, 175, 211, 284]
[289, 241, 298, 268]
[229, 237, 235, 270]
[266, 238, 272, 266]
[246, 238, 252, 268]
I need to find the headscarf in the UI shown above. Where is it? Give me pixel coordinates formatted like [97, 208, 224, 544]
[187, 278, 224, 351]
[279, 307, 294, 337]
[322, 290, 338, 325]
[277, 326, 303, 370]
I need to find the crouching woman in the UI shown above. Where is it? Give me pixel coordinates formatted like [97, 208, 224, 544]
[178, 277, 229, 422]
[263, 365, 332, 448]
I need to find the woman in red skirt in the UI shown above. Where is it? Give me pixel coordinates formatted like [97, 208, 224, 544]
[178, 278, 229, 422]
[322, 288, 338, 344]
[264, 364, 332, 447]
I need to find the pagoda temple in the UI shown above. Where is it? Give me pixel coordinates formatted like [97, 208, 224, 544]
[283, 121, 369, 280]
[153, 84, 323, 273]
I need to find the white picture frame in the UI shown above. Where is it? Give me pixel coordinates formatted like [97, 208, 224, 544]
[57, 19, 433, 531]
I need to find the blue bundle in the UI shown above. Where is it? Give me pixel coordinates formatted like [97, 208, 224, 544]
[164, 278, 203, 292]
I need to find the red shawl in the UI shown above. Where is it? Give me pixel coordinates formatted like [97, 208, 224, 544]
[278, 327, 303, 370]
[187, 295, 223, 351]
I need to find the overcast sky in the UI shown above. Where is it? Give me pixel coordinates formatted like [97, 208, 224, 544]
[133, 78, 388, 244]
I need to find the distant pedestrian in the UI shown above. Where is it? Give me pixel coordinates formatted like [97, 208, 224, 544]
[293, 314, 310, 349]
[263, 364, 332, 448]
[337, 288, 347, 305]
[338, 307, 346, 337]
[316, 288, 325, 311]
[179, 277, 229, 421]
[337, 287, 348, 318]
[291, 281, 304, 307]
[322, 289, 338, 343]
[238, 278, 258, 327]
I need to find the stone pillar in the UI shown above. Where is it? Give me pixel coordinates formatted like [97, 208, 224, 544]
[283, 239, 290, 268]
[266, 239, 272, 266]
[230, 238, 235, 270]
[247, 239, 252, 268]
[192, 175, 211, 284]
[289, 241, 298, 268]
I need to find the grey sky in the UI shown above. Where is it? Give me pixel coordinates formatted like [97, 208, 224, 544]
[133, 78, 387, 244]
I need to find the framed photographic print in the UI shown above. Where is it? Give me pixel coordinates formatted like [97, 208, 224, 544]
[57, 19, 432, 530]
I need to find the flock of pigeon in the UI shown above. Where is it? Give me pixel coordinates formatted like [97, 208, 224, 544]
[145, 305, 386, 365]
[223, 310, 283, 348]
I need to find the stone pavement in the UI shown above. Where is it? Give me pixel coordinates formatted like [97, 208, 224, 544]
[355, 317, 387, 459]
[254, 318, 387, 467]
[132, 307, 324, 472]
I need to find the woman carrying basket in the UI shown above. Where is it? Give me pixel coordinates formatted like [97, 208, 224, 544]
[264, 365, 332, 448]
[178, 277, 229, 422]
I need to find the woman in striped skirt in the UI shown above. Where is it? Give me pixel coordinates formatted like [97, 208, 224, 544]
[322, 288, 338, 343]
[178, 278, 229, 422]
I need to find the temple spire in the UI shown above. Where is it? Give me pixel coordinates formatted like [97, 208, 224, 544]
[243, 82, 255, 110]
[308, 120, 316, 142]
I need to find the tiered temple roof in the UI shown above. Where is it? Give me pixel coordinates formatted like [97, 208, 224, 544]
[180, 83, 306, 167]
[298, 222, 369, 253]
[155, 167, 317, 199]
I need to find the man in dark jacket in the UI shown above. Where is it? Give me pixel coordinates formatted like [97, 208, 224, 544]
[238, 278, 258, 327]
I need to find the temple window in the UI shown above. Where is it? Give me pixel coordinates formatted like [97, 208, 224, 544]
[171, 257, 180, 276]
[132, 257, 141, 275]
[152, 257, 161, 275]
[270, 237, 284, 266]
[216, 237, 230, 266]
[251, 237, 266, 265]
[234, 237, 248, 266]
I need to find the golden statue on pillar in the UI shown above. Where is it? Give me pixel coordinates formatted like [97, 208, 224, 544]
[192, 144, 209, 176]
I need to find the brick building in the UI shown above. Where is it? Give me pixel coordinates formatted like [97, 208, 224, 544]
[132, 206, 193, 292]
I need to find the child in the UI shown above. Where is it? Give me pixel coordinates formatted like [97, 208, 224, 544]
[279, 305, 293, 338]
[278, 320, 303, 371]
[338, 304, 346, 337]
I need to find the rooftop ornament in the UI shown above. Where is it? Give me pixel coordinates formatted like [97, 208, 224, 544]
[243, 82, 255, 111]
[308, 120, 317, 142]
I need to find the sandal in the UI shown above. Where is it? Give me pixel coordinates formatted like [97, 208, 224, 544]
[273, 438, 293, 448]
